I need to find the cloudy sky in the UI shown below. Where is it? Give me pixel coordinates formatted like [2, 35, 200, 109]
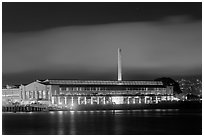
[2, 2, 202, 85]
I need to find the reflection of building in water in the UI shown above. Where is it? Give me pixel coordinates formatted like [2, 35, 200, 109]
[3, 49, 175, 106]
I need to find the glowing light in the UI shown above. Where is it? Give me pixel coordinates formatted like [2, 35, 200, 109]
[71, 97, 74, 106]
[70, 111, 75, 114]
[49, 111, 54, 114]
[112, 96, 124, 104]
[58, 111, 63, 115]
[173, 97, 180, 101]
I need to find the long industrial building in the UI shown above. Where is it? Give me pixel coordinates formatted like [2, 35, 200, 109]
[15, 49, 175, 108]
[18, 79, 173, 106]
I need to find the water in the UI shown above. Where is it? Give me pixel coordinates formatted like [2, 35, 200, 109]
[2, 109, 202, 135]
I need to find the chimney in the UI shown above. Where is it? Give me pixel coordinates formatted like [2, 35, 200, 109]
[118, 48, 122, 81]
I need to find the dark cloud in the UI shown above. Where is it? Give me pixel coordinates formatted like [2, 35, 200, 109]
[2, 18, 202, 85]
[3, 2, 201, 32]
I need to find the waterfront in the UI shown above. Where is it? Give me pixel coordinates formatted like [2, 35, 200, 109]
[2, 109, 201, 135]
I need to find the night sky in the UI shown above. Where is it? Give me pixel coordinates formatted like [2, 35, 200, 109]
[2, 2, 202, 85]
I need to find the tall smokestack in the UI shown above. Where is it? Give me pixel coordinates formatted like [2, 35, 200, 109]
[118, 48, 122, 81]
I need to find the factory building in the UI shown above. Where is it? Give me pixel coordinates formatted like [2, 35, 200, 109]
[19, 79, 173, 107]
[18, 49, 174, 107]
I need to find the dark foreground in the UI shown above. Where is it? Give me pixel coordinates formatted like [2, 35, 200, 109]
[2, 108, 201, 135]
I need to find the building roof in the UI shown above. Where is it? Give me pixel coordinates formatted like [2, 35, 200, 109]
[41, 79, 163, 86]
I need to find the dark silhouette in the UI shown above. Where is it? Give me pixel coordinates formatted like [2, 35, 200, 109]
[186, 93, 201, 100]
[155, 77, 182, 94]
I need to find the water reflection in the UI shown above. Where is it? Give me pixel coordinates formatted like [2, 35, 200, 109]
[2, 109, 202, 135]
[57, 111, 64, 134]
[69, 111, 76, 135]
[113, 111, 123, 134]
[49, 111, 55, 115]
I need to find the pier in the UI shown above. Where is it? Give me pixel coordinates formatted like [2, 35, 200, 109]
[2, 105, 48, 112]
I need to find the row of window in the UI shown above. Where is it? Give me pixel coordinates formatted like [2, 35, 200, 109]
[2, 89, 20, 95]
[52, 95, 173, 105]
[59, 87, 166, 91]
[23, 90, 50, 100]
[57, 91, 172, 96]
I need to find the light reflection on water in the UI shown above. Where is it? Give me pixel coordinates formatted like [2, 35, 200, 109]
[70, 111, 76, 135]
[57, 111, 64, 135]
[2, 109, 202, 135]
[49, 111, 55, 114]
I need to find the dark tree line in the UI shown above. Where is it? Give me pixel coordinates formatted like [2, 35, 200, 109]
[154, 77, 182, 94]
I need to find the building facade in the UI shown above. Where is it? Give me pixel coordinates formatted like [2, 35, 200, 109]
[19, 81, 51, 105]
[19, 79, 174, 107]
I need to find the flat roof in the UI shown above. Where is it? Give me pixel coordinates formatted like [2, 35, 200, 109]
[41, 80, 163, 86]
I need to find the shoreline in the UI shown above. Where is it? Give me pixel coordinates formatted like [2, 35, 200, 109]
[2, 101, 202, 112]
